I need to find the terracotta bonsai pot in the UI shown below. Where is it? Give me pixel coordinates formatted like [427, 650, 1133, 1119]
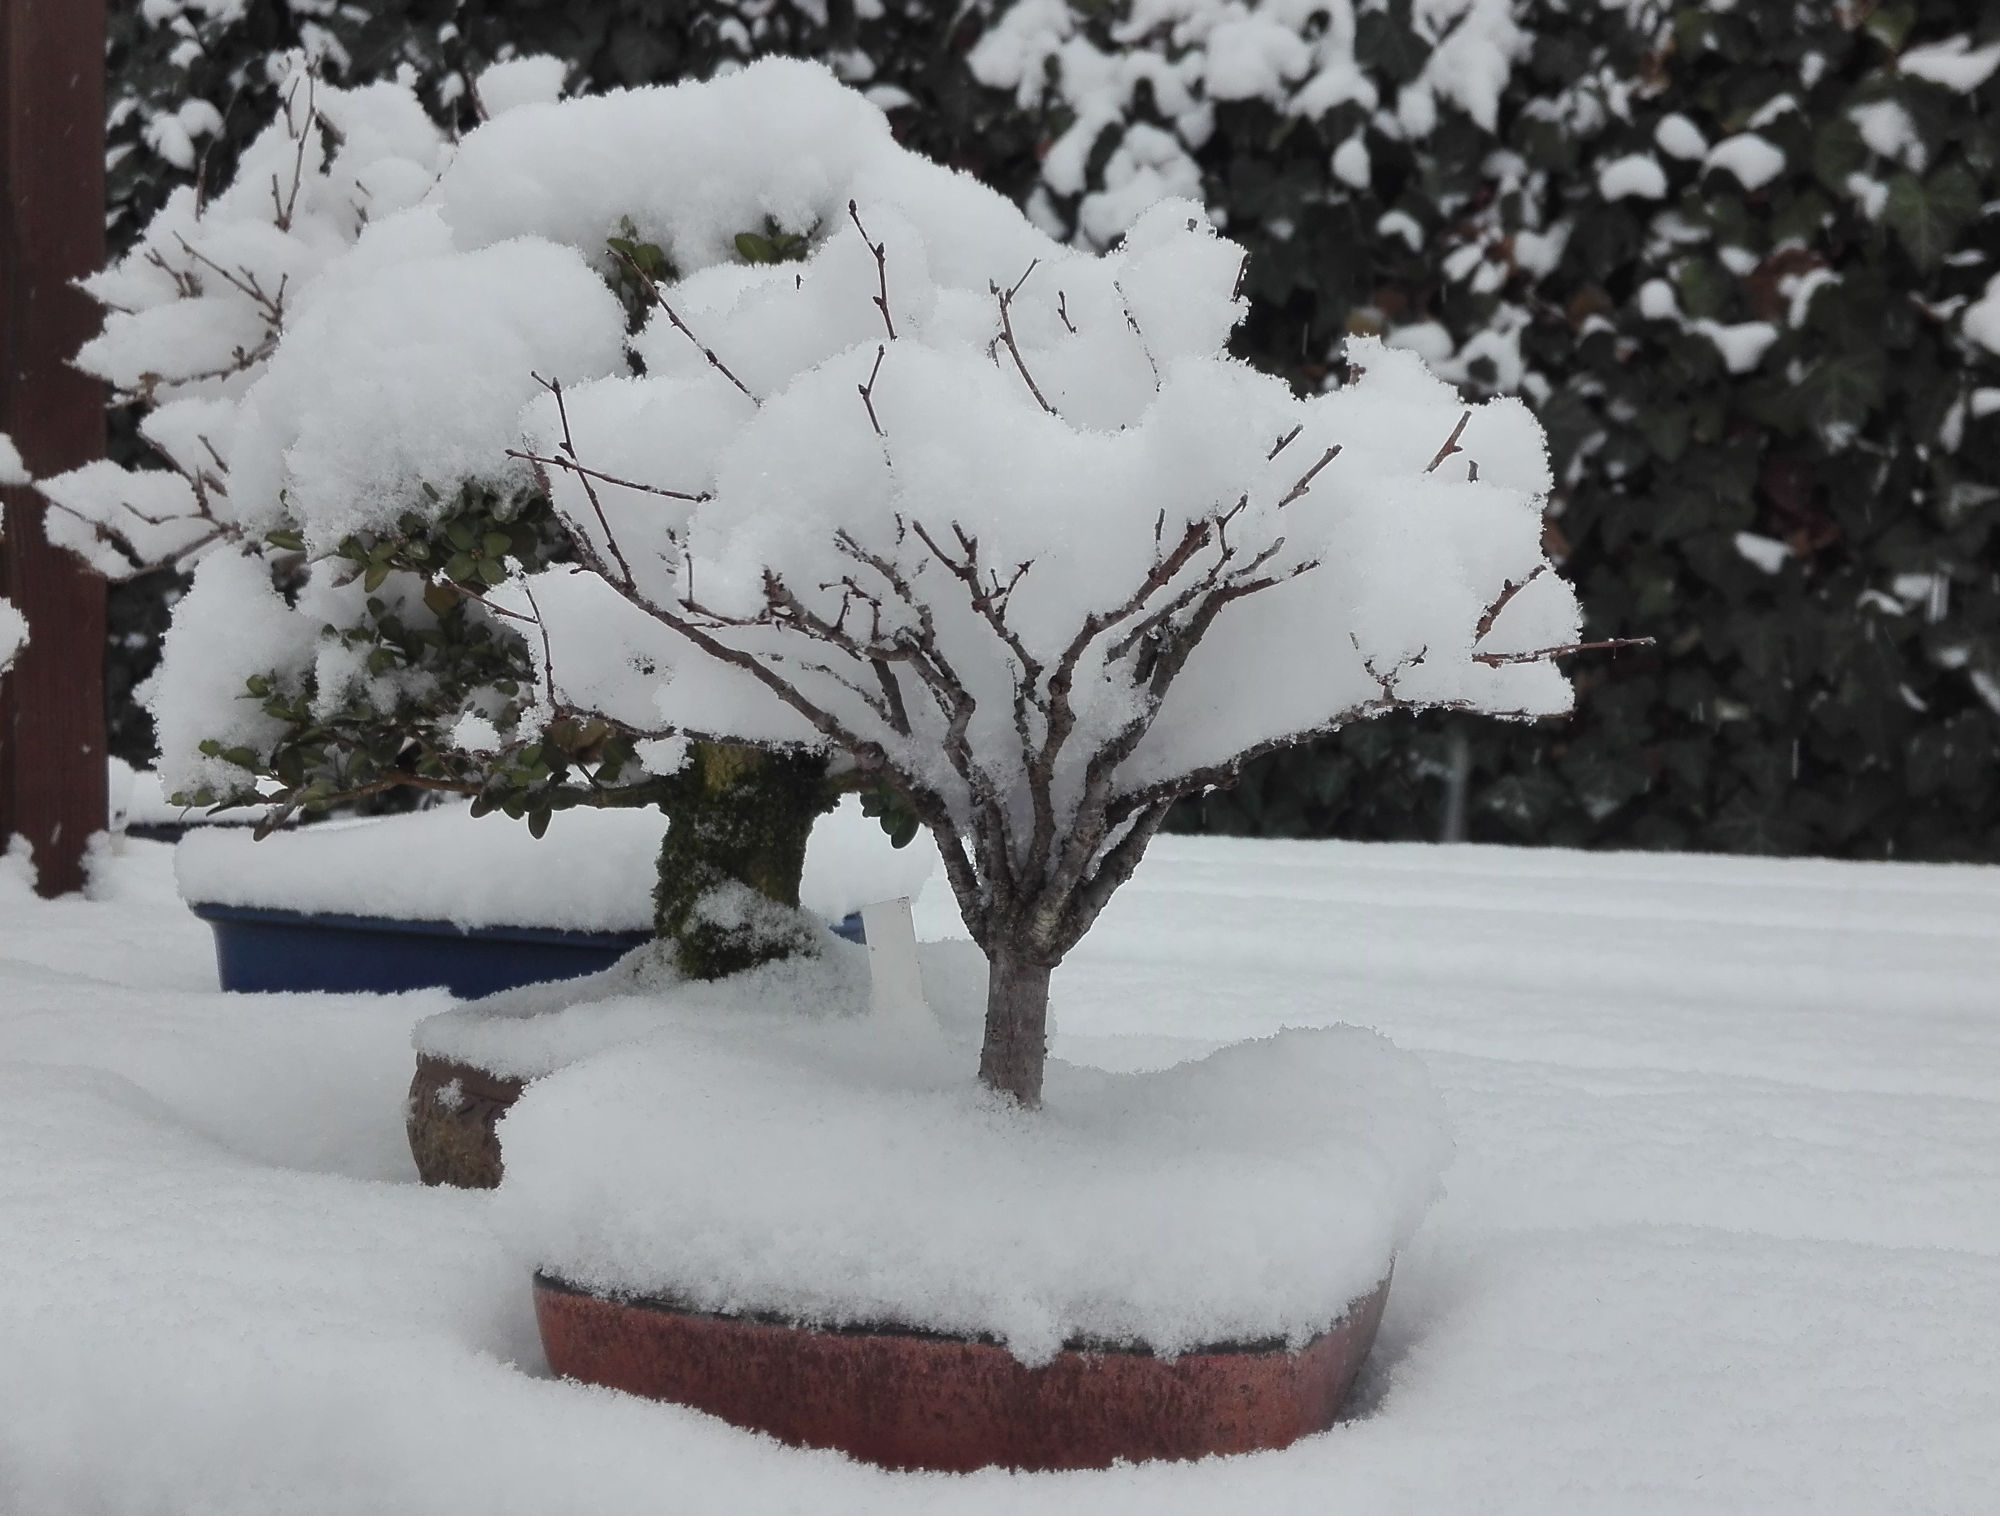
[407, 1053, 525, 1188]
[532, 1269, 1391, 1471]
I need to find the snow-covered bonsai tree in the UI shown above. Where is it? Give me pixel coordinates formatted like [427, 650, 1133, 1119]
[512, 205, 1587, 1101]
[41, 57, 881, 979]
[58, 59, 1591, 1079]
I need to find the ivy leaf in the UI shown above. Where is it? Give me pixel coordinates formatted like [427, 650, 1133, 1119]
[1885, 166, 1976, 272]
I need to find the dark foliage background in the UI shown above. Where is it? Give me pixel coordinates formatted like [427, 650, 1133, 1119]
[106, 0, 2000, 860]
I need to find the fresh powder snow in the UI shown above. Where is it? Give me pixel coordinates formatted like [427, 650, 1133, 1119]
[174, 793, 935, 931]
[495, 983, 1448, 1365]
[2, 835, 1997, 1510]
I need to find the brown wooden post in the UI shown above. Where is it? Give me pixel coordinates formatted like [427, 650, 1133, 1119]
[0, 0, 108, 895]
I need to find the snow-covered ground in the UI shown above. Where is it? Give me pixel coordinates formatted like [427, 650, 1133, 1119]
[2, 833, 1996, 1512]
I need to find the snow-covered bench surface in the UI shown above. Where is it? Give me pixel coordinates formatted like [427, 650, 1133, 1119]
[3, 834, 1998, 1511]
[173, 793, 937, 931]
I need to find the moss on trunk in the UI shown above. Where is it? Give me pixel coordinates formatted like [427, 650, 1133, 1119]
[654, 742, 835, 981]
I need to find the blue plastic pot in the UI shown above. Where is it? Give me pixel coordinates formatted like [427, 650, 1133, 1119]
[190, 902, 868, 997]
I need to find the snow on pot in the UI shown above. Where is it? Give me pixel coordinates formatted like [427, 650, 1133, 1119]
[175, 795, 923, 1000]
[497, 985, 1447, 1470]
[80, 55, 1597, 1466]
[176, 804, 665, 997]
[402, 796, 937, 1186]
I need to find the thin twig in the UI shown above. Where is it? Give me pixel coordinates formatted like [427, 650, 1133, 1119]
[1268, 425, 1302, 461]
[518, 574, 561, 710]
[611, 247, 758, 403]
[847, 200, 896, 341]
[858, 344, 886, 436]
[992, 274, 1056, 416]
[1276, 445, 1341, 508]
[1473, 564, 1548, 642]
[1057, 291, 1076, 335]
[506, 449, 709, 504]
[1472, 636, 1655, 666]
[1425, 410, 1471, 473]
[530, 374, 637, 588]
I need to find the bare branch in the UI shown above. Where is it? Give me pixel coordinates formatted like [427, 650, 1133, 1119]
[1057, 291, 1076, 335]
[505, 448, 710, 505]
[612, 246, 758, 403]
[1473, 563, 1548, 642]
[1275, 445, 1341, 509]
[1472, 636, 1655, 666]
[991, 275, 1057, 416]
[1267, 425, 1302, 461]
[847, 200, 896, 341]
[517, 575, 561, 711]
[857, 343, 886, 437]
[1425, 410, 1471, 474]
[530, 374, 636, 589]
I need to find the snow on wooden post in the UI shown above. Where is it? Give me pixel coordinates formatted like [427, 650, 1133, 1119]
[0, 0, 108, 895]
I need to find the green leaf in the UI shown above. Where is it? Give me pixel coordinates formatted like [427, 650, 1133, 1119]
[362, 562, 390, 593]
[482, 532, 513, 558]
[446, 521, 476, 551]
[263, 528, 306, 552]
[1885, 167, 1975, 272]
[1865, 3, 1913, 50]
[527, 807, 552, 840]
[734, 231, 777, 263]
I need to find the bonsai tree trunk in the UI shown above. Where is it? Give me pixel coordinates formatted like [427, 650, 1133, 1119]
[978, 939, 1054, 1107]
[654, 742, 835, 980]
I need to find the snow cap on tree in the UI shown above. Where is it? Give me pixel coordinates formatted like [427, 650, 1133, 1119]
[125, 58, 1580, 1100]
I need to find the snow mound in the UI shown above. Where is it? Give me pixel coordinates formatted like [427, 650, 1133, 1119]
[495, 1000, 1450, 1365]
[175, 794, 934, 933]
[414, 934, 987, 1080]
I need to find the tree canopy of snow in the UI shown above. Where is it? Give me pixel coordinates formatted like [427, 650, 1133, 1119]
[173, 794, 934, 932]
[86, 57, 1579, 1099]
[498, 1003, 1448, 1364]
[5, 835, 2000, 1509]
[42, 57, 453, 578]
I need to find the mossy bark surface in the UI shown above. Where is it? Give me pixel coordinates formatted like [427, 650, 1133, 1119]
[655, 743, 835, 981]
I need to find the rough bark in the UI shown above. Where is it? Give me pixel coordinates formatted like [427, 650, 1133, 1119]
[978, 944, 1054, 1107]
[654, 742, 835, 980]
